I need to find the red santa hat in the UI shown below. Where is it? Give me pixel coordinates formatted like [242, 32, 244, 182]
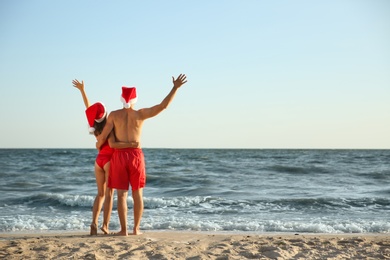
[120, 86, 137, 108]
[85, 102, 107, 134]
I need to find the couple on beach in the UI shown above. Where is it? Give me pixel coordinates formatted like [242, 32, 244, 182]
[72, 74, 188, 236]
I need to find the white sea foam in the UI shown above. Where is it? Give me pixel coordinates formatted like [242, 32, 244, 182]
[1, 209, 389, 233]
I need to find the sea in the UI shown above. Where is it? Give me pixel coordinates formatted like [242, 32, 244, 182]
[0, 149, 389, 234]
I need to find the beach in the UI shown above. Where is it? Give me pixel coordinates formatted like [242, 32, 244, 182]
[1, 231, 389, 259]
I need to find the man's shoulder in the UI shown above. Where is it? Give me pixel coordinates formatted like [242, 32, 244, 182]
[107, 109, 123, 118]
[109, 108, 124, 114]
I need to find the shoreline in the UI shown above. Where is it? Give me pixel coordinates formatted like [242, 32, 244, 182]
[1, 229, 390, 237]
[1, 231, 389, 259]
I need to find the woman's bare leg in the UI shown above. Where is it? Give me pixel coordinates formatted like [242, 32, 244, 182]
[91, 162, 106, 235]
[101, 162, 113, 234]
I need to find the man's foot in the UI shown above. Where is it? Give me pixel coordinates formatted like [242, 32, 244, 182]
[112, 231, 128, 236]
[90, 224, 98, 236]
[132, 228, 143, 235]
[100, 227, 109, 235]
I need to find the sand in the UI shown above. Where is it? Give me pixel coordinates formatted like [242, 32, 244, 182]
[0, 231, 389, 259]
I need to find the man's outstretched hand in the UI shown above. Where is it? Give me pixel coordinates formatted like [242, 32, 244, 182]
[172, 74, 187, 89]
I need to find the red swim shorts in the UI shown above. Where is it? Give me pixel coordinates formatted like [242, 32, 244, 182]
[108, 148, 146, 191]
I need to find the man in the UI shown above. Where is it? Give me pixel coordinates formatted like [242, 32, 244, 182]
[96, 74, 187, 236]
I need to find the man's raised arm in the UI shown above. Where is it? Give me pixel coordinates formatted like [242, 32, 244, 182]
[140, 74, 187, 119]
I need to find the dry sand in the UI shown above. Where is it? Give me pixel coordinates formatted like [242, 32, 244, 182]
[0, 231, 389, 259]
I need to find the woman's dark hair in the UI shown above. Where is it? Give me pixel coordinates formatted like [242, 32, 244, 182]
[93, 117, 107, 136]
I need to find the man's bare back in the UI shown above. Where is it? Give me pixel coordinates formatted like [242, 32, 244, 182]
[108, 108, 144, 145]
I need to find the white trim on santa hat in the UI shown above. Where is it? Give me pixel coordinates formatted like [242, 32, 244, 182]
[88, 126, 95, 134]
[120, 96, 138, 108]
[95, 110, 107, 123]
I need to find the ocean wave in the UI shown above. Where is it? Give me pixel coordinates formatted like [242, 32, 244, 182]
[2, 193, 96, 208]
[143, 196, 390, 212]
[144, 196, 211, 209]
[4, 193, 389, 213]
[1, 194, 389, 233]
[1, 213, 389, 234]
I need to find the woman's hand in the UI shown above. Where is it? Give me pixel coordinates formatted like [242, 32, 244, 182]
[72, 79, 85, 91]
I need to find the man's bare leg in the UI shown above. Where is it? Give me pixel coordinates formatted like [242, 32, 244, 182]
[101, 187, 113, 234]
[132, 188, 144, 235]
[116, 189, 128, 236]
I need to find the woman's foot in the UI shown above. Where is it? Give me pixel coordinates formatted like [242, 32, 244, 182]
[132, 228, 143, 235]
[90, 223, 98, 236]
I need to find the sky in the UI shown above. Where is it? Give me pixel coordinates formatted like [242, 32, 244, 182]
[0, 0, 389, 149]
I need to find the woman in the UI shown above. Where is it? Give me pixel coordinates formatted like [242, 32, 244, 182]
[72, 79, 138, 235]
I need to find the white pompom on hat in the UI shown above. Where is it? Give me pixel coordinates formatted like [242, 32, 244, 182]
[85, 102, 107, 134]
[120, 86, 137, 108]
